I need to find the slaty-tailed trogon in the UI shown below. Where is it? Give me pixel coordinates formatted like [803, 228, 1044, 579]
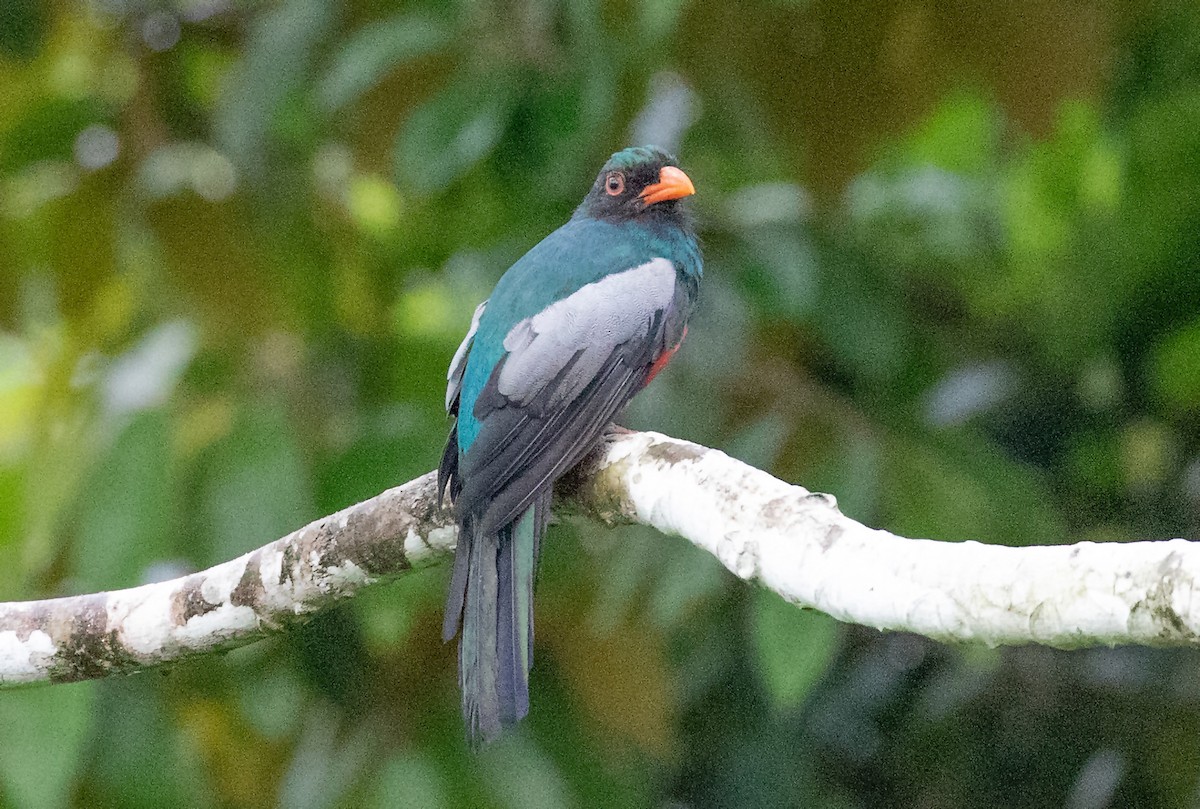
[439, 145, 701, 744]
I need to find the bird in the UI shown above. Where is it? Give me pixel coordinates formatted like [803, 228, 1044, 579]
[438, 145, 701, 744]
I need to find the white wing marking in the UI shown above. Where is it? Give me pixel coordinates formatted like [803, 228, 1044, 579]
[446, 300, 487, 412]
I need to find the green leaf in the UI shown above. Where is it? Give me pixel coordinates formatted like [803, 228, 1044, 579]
[751, 589, 838, 709]
[1153, 317, 1200, 412]
[74, 411, 173, 589]
[480, 738, 573, 809]
[394, 75, 511, 194]
[317, 13, 450, 111]
[881, 431, 1066, 547]
[0, 0, 46, 60]
[0, 683, 94, 809]
[214, 0, 339, 172]
[199, 403, 312, 564]
[899, 90, 997, 176]
[368, 752, 449, 809]
[84, 680, 200, 809]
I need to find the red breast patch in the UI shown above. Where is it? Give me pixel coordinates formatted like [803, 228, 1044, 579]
[644, 325, 688, 386]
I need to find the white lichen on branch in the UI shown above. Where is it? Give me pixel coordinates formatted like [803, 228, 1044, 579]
[0, 472, 455, 686]
[577, 432, 1200, 648]
[3, 430, 1200, 688]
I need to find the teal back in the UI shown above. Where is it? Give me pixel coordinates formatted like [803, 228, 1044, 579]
[457, 216, 700, 451]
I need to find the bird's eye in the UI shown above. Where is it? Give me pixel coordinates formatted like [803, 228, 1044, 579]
[604, 172, 625, 196]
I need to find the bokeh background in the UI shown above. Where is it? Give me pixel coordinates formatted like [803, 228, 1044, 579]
[4, 1, 1200, 806]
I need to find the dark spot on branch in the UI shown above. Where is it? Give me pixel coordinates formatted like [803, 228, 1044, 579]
[1128, 552, 1200, 644]
[230, 551, 265, 609]
[556, 458, 636, 527]
[804, 491, 839, 511]
[63, 596, 108, 676]
[311, 519, 342, 568]
[171, 576, 221, 625]
[322, 504, 412, 577]
[644, 439, 705, 466]
[50, 595, 139, 683]
[280, 542, 300, 586]
[1153, 603, 1191, 637]
[11, 603, 50, 642]
[556, 438, 612, 498]
[820, 524, 844, 551]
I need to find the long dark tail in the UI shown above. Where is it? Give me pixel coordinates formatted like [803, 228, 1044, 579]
[443, 490, 551, 745]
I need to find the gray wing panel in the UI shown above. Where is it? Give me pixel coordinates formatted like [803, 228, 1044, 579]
[456, 258, 686, 532]
[496, 258, 677, 411]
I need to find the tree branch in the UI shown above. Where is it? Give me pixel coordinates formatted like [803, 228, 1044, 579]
[3, 430, 1199, 688]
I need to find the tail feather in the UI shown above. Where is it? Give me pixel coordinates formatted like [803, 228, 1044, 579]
[530, 489, 552, 660]
[461, 526, 500, 742]
[442, 518, 471, 643]
[495, 513, 530, 724]
[448, 489, 550, 745]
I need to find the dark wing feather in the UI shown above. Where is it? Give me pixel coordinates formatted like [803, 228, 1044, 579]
[455, 259, 692, 536]
[464, 345, 647, 535]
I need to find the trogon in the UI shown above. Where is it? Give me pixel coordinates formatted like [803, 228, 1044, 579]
[439, 145, 702, 744]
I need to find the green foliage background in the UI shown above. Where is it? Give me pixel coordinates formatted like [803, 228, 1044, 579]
[3, 1, 1200, 806]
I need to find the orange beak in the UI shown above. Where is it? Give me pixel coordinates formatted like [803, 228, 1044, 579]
[639, 165, 696, 206]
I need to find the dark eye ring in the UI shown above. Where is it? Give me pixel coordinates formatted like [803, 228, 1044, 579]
[605, 172, 625, 196]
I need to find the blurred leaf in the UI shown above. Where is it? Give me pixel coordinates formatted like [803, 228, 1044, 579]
[814, 248, 911, 383]
[1153, 317, 1200, 411]
[0, 333, 38, 457]
[751, 589, 838, 709]
[897, 90, 997, 176]
[294, 607, 371, 714]
[145, 197, 273, 336]
[368, 752, 449, 809]
[0, 0, 45, 60]
[277, 703, 378, 809]
[734, 226, 819, 320]
[546, 608, 676, 757]
[199, 403, 312, 564]
[648, 541, 727, 630]
[637, 0, 688, 41]
[317, 13, 450, 112]
[394, 74, 512, 194]
[236, 665, 307, 741]
[1121, 89, 1200, 264]
[0, 462, 23, 584]
[0, 683, 93, 809]
[0, 98, 103, 174]
[725, 411, 787, 472]
[74, 410, 173, 589]
[846, 166, 993, 272]
[806, 429, 882, 522]
[175, 694, 284, 809]
[82, 680, 203, 809]
[882, 432, 1066, 546]
[540, 529, 677, 758]
[480, 738, 573, 809]
[587, 525, 657, 633]
[1064, 429, 1124, 498]
[346, 173, 402, 236]
[101, 320, 197, 416]
[1121, 418, 1174, 491]
[215, 0, 338, 173]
